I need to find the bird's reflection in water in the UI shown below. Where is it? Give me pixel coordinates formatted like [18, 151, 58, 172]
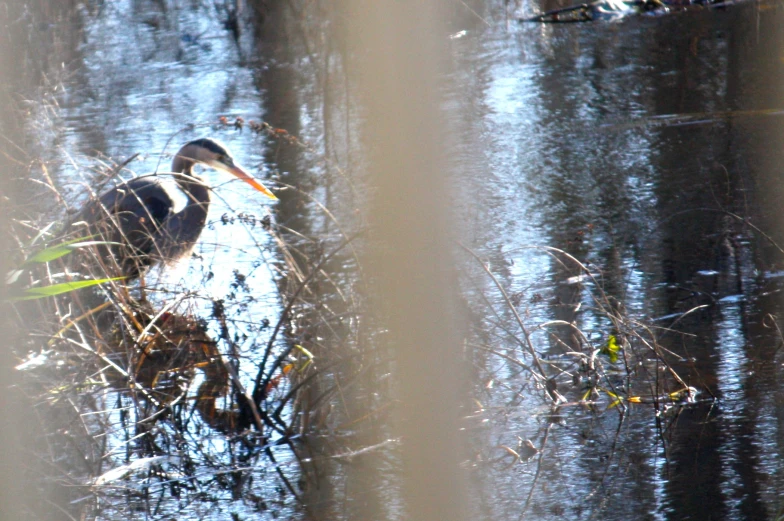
[105, 304, 246, 434]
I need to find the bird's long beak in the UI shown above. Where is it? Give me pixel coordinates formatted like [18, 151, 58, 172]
[228, 165, 278, 200]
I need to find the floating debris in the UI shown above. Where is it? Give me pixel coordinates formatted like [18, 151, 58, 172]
[520, 0, 669, 22]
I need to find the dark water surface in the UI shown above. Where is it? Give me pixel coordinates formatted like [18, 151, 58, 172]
[5, 0, 784, 520]
[454, 3, 784, 520]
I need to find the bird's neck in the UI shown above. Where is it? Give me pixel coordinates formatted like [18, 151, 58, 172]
[171, 159, 210, 205]
[172, 154, 195, 175]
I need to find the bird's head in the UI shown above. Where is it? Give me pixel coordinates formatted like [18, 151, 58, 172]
[176, 138, 277, 200]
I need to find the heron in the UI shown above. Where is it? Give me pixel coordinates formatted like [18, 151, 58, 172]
[66, 138, 276, 280]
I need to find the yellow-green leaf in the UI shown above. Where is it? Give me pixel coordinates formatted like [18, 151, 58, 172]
[600, 334, 620, 363]
[600, 387, 619, 399]
[293, 344, 315, 372]
[9, 277, 126, 301]
[22, 236, 120, 265]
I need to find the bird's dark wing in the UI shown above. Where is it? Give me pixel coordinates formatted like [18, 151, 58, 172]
[90, 176, 175, 222]
[66, 176, 176, 277]
[149, 176, 210, 263]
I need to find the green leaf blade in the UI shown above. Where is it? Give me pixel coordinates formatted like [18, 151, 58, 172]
[9, 277, 126, 301]
[21, 236, 121, 266]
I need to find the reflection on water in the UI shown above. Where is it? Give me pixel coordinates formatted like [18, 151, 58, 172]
[453, 3, 784, 520]
[7, 0, 784, 519]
